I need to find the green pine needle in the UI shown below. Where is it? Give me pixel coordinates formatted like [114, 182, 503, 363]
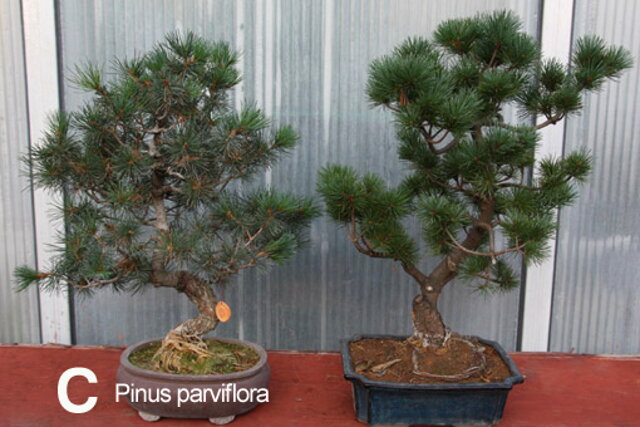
[14, 31, 319, 296]
[319, 9, 631, 294]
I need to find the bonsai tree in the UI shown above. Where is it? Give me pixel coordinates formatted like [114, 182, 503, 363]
[318, 12, 631, 353]
[15, 33, 318, 371]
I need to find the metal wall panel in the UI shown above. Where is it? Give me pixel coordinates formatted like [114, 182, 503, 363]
[0, 0, 41, 343]
[550, 0, 640, 354]
[59, 0, 540, 350]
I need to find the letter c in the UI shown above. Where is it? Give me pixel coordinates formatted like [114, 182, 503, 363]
[57, 367, 98, 414]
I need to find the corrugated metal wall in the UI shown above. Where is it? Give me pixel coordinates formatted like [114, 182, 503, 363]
[550, 0, 640, 354]
[0, 0, 41, 344]
[4, 0, 638, 354]
[59, 0, 539, 350]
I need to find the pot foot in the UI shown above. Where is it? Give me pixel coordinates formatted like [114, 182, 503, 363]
[209, 415, 235, 425]
[138, 411, 161, 422]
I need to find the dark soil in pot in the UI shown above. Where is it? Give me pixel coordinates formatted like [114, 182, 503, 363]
[349, 335, 511, 384]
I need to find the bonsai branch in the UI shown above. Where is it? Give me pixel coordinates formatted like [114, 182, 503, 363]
[444, 228, 526, 259]
[535, 113, 564, 130]
[425, 200, 496, 292]
[244, 215, 275, 248]
[474, 272, 505, 286]
[166, 167, 186, 181]
[216, 250, 269, 279]
[485, 48, 499, 70]
[426, 174, 484, 200]
[345, 216, 388, 259]
[419, 127, 457, 154]
[497, 182, 540, 190]
[72, 274, 122, 289]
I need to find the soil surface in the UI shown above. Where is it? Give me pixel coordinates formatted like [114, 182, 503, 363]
[129, 339, 259, 375]
[349, 336, 511, 384]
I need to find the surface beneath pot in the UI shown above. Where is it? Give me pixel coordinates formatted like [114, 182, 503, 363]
[349, 336, 511, 384]
[1, 345, 640, 426]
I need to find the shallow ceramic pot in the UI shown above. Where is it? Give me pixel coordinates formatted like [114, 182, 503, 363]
[116, 337, 269, 425]
[342, 334, 524, 426]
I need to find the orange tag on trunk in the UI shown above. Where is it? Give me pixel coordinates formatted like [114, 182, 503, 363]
[215, 301, 232, 322]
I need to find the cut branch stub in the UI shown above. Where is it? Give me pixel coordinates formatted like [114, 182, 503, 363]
[215, 301, 232, 322]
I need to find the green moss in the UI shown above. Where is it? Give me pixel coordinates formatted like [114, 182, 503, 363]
[129, 339, 260, 375]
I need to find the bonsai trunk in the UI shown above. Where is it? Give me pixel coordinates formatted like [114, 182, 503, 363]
[412, 292, 447, 346]
[150, 269, 221, 371]
[406, 201, 495, 347]
[164, 272, 220, 342]
[149, 166, 221, 364]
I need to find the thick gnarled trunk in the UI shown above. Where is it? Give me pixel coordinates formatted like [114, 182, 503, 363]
[150, 270, 221, 371]
[164, 272, 219, 341]
[167, 273, 218, 341]
[403, 263, 448, 347]
[411, 292, 446, 347]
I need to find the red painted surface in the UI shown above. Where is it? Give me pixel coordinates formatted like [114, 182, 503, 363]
[0, 345, 638, 426]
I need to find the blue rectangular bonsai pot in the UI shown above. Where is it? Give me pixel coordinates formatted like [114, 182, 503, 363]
[342, 334, 524, 426]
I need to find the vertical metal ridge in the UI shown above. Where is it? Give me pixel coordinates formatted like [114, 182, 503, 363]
[0, 0, 40, 343]
[544, 0, 578, 352]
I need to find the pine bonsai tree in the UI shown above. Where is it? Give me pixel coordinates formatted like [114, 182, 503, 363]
[318, 11, 631, 351]
[15, 33, 319, 370]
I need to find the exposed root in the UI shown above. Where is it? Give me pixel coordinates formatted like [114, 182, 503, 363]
[152, 333, 212, 373]
[370, 358, 402, 376]
[410, 335, 487, 382]
[409, 333, 441, 348]
[442, 329, 453, 345]
[408, 327, 455, 349]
